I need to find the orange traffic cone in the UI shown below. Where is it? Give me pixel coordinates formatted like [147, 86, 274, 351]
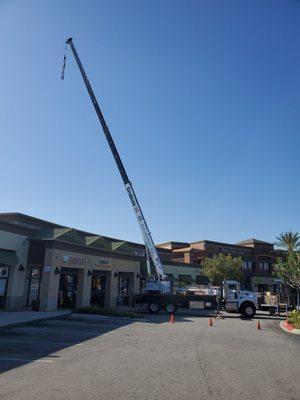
[257, 321, 261, 330]
[169, 314, 175, 324]
[209, 317, 213, 326]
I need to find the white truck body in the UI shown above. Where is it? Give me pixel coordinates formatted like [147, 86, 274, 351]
[222, 280, 258, 317]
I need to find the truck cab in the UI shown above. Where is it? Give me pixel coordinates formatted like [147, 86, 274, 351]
[223, 280, 258, 318]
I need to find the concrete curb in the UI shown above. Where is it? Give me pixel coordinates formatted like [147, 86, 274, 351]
[279, 320, 300, 335]
[71, 313, 147, 323]
[0, 311, 72, 330]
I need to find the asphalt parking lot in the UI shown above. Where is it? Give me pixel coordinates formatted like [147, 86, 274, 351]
[0, 311, 299, 400]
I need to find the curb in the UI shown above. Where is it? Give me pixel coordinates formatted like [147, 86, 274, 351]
[0, 312, 72, 330]
[70, 313, 147, 323]
[279, 320, 300, 335]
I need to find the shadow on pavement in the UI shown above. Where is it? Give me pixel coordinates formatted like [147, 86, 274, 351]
[0, 313, 194, 375]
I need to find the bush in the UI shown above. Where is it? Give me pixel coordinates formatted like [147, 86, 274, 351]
[288, 310, 300, 329]
[74, 305, 143, 319]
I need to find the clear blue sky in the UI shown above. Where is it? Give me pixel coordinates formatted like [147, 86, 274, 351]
[1, 0, 299, 245]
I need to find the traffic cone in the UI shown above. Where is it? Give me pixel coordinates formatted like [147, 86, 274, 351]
[257, 320, 261, 330]
[209, 317, 213, 326]
[169, 314, 175, 324]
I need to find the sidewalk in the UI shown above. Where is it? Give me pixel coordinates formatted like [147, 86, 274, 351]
[0, 310, 71, 329]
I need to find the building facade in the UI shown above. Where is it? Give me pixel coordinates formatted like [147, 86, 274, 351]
[0, 213, 197, 311]
[158, 238, 282, 292]
[0, 212, 284, 311]
[0, 213, 148, 311]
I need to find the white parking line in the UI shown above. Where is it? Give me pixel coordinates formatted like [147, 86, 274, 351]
[0, 358, 54, 363]
[0, 339, 80, 346]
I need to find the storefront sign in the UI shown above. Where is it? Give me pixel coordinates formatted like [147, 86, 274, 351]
[133, 249, 146, 257]
[63, 254, 85, 265]
[220, 247, 245, 255]
[97, 259, 109, 265]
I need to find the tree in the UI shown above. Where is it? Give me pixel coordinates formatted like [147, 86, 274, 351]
[275, 231, 300, 253]
[274, 252, 300, 307]
[203, 254, 244, 286]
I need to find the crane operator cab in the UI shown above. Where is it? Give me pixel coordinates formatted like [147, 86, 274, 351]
[144, 276, 171, 294]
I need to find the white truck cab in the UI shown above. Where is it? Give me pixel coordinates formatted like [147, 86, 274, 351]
[222, 280, 258, 318]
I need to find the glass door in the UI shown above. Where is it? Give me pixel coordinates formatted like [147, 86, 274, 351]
[91, 275, 106, 307]
[0, 266, 9, 308]
[118, 273, 133, 306]
[58, 271, 78, 309]
[27, 267, 42, 306]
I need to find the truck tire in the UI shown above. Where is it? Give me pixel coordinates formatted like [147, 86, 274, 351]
[149, 302, 160, 314]
[165, 303, 177, 315]
[240, 302, 256, 318]
[269, 307, 276, 316]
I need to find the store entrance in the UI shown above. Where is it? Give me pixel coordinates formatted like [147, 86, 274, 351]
[0, 266, 9, 308]
[26, 267, 42, 307]
[91, 274, 106, 307]
[58, 269, 78, 309]
[117, 272, 134, 306]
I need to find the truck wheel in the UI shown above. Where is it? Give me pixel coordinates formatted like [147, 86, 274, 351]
[240, 302, 256, 318]
[269, 308, 276, 316]
[165, 303, 177, 315]
[149, 302, 160, 314]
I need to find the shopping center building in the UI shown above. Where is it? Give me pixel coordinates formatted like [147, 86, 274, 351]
[0, 213, 202, 311]
[0, 212, 284, 311]
[0, 213, 146, 311]
[158, 239, 283, 292]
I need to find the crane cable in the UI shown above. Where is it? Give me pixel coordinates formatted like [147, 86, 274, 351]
[60, 43, 67, 80]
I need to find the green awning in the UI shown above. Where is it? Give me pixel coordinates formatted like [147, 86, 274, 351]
[0, 249, 19, 266]
[178, 274, 194, 284]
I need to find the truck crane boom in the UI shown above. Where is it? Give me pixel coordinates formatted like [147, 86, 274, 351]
[64, 38, 169, 293]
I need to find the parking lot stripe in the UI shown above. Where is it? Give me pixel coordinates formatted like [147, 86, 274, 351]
[0, 358, 54, 363]
[0, 339, 79, 345]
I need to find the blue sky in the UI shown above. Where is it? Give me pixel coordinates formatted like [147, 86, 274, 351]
[0, 0, 299, 245]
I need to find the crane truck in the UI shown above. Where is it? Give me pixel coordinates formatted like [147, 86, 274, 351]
[64, 38, 258, 319]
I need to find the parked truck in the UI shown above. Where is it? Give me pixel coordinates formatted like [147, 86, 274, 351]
[136, 280, 258, 318]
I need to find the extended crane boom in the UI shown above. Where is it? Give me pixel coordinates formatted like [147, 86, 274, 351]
[65, 38, 169, 293]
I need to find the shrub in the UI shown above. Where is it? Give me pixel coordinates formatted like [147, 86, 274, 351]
[288, 310, 300, 329]
[74, 305, 143, 319]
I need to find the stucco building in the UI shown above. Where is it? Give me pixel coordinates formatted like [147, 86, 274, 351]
[0, 213, 201, 311]
[0, 213, 149, 311]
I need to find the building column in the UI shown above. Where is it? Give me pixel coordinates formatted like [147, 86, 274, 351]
[4, 239, 29, 310]
[39, 249, 60, 311]
[108, 271, 119, 309]
[5, 265, 27, 310]
[76, 269, 92, 309]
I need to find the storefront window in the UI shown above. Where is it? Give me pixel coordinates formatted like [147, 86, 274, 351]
[91, 275, 106, 307]
[117, 273, 133, 306]
[58, 271, 78, 309]
[0, 266, 9, 308]
[27, 267, 41, 306]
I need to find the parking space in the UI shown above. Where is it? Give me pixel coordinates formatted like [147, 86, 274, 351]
[0, 312, 299, 400]
[0, 316, 134, 374]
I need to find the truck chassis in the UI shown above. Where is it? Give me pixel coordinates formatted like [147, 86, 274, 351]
[135, 293, 218, 314]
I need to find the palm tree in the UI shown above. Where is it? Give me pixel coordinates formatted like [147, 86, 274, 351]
[275, 231, 300, 253]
